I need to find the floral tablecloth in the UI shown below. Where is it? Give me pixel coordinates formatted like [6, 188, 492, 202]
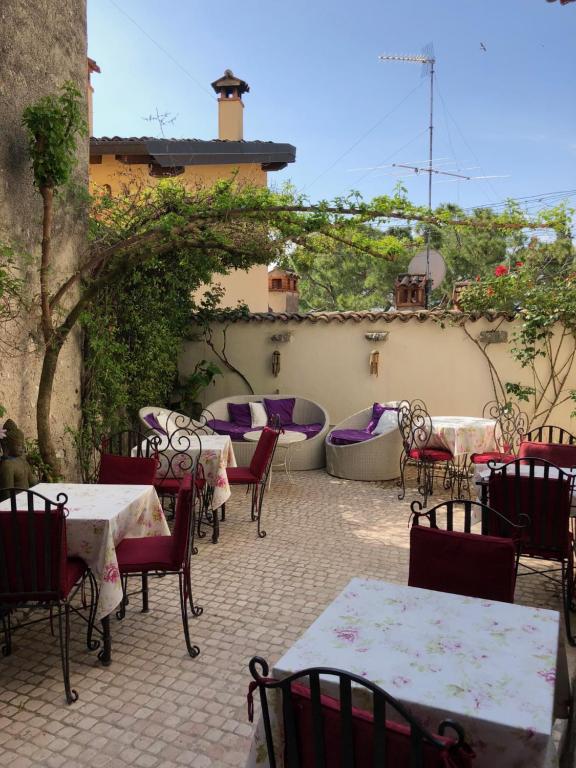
[144, 434, 236, 510]
[246, 578, 569, 768]
[430, 416, 497, 457]
[21, 483, 169, 620]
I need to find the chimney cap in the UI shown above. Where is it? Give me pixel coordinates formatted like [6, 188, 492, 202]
[211, 69, 250, 96]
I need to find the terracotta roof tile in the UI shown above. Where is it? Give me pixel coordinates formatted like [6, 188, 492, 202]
[213, 310, 516, 324]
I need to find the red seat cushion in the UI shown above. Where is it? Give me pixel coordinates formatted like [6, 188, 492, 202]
[409, 448, 453, 462]
[519, 441, 576, 468]
[227, 467, 259, 484]
[289, 682, 474, 768]
[63, 558, 88, 596]
[99, 454, 157, 485]
[470, 451, 513, 464]
[408, 525, 517, 603]
[116, 536, 176, 572]
[154, 477, 181, 494]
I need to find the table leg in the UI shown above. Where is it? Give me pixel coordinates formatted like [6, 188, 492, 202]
[98, 615, 112, 666]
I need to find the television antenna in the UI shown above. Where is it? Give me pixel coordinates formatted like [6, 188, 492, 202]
[378, 46, 465, 304]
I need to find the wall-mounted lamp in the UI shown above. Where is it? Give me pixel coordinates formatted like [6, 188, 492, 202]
[364, 331, 389, 342]
[369, 349, 380, 376]
[478, 330, 508, 345]
[270, 332, 293, 343]
[272, 349, 281, 377]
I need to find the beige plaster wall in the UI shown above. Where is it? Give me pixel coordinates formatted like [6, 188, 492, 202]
[0, 0, 87, 473]
[181, 316, 576, 429]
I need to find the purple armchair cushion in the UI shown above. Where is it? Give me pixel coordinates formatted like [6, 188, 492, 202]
[207, 419, 251, 440]
[227, 402, 252, 426]
[330, 429, 374, 446]
[143, 413, 167, 435]
[284, 422, 323, 439]
[367, 404, 399, 433]
[263, 397, 295, 426]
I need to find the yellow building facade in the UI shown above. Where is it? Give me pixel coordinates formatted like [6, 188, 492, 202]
[88, 68, 296, 311]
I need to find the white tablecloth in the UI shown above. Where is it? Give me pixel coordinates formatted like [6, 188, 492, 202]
[1, 483, 169, 620]
[246, 578, 568, 768]
[430, 416, 497, 457]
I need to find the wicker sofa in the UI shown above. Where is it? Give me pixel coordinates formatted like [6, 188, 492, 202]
[325, 404, 402, 482]
[205, 395, 329, 469]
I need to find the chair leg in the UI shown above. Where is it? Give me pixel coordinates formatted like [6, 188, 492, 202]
[86, 572, 100, 651]
[178, 572, 200, 658]
[141, 573, 149, 613]
[220, 503, 226, 522]
[251, 485, 258, 522]
[256, 483, 267, 539]
[116, 575, 128, 621]
[184, 564, 203, 618]
[1, 610, 12, 657]
[563, 559, 575, 646]
[57, 602, 78, 704]
[397, 455, 407, 501]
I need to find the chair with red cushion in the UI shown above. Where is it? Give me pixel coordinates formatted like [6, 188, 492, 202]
[0, 488, 97, 704]
[203, 424, 281, 543]
[519, 440, 576, 469]
[470, 400, 528, 465]
[485, 457, 575, 644]
[397, 399, 454, 507]
[409, 499, 524, 603]
[98, 430, 157, 485]
[115, 472, 203, 658]
[247, 656, 475, 768]
[524, 424, 576, 446]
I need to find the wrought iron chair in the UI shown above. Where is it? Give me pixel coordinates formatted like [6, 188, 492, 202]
[98, 430, 157, 484]
[484, 457, 576, 644]
[524, 424, 576, 445]
[205, 424, 281, 544]
[247, 656, 475, 768]
[115, 470, 203, 658]
[470, 400, 528, 465]
[397, 399, 454, 507]
[0, 488, 99, 704]
[519, 440, 576, 468]
[409, 499, 527, 603]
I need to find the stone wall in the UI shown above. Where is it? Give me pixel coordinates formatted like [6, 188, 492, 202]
[0, 1, 87, 473]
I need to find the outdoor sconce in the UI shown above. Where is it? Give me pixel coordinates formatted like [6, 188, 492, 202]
[270, 332, 293, 343]
[369, 349, 380, 376]
[272, 349, 281, 377]
[478, 330, 508, 345]
[364, 332, 389, 342]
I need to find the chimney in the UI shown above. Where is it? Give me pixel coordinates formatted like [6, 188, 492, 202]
[87, 57, 101, 136]
[211, 69, 249, 141]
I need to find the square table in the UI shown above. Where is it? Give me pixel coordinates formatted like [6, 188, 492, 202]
[0, 482, 169, 663]
[246, 578, 569, 767]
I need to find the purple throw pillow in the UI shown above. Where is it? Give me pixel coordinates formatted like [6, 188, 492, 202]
[264, 397, 296, 426]
[143, 413, 167, 435]
[367, 403, 398, 433]
[227, 402, 252, 426]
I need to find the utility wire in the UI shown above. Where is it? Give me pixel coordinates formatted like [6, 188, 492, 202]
[355, 127, 429, 185]
[107, 0, 215, 102]
[304, 80, 425, 191]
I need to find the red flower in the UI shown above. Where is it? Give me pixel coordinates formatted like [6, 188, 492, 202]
[475, 275, 481, 282]
[494, 265, 508, 277]
[515, 261, 524, 268]
[486, 287, 495, 296]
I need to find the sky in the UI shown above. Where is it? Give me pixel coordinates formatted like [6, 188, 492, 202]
[88, 0, 576, 218]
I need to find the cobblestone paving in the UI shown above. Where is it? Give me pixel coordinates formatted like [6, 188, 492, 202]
[0, 470, 572, 767]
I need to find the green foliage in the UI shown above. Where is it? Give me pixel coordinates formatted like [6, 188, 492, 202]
[171, 361, 222, 416]
[22, 81, 87, 190]
[25, 438, 62, 482]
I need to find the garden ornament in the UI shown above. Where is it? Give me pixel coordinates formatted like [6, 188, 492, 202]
[0, 419, 37, 500]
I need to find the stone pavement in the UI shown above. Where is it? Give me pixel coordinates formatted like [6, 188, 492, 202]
[0, 470, 572, 767]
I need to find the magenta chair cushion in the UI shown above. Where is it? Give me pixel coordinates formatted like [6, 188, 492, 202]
[408, 525, 517, 603]
[519, 441, 576, 468]
[289, 682, 474, 768]
[330, 428, 374, 446]
[227, 467, 259, 485]
[227, 402, 252, 426]
[471, 451, 513, 465]
[142, 413, 167, 435]
[206, 419, 251, 440]
[284, 423, 323, 439]
[99, 453, 157, 485]
[263, 397, 295, 426]
[409, 448, 453, 462]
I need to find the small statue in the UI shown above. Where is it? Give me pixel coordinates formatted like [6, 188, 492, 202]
[0, 419, 37, 501]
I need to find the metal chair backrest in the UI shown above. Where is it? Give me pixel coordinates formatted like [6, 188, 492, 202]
[524, 425, 576, 446]
[483, 400, 528, 456]
[101, 429, 156, 458]
[397, 399, 433, 454]
[488, 457, 573, 561]
[172, 464, 202, 567]
[249, 425, 281, 482]
[150, 418, 203, 486]
[248, 656, 473, 768]
[519, 440, 576, 469]
[410, 497, 528, 536]
[0, 488, 69, 604]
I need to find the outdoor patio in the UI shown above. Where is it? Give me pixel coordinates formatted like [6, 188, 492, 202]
[0, 468, 570, 768]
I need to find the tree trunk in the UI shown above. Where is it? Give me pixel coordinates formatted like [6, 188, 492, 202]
[40, 185, 54, 343]
[37, 336, 63, 477]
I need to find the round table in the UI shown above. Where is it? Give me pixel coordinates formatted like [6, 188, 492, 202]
[244, 430, 307, 482]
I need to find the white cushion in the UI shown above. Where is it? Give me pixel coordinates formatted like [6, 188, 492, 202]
[372, 410, 398, 436]
[249, 402, 268, 428]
